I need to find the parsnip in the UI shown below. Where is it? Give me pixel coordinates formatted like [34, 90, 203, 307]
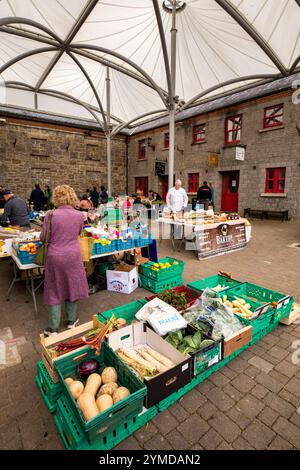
[139, 350, 168, 373]
[120, 348, 156, 373]
[145, 346, 174, 368]
[245, 303, 251, 310]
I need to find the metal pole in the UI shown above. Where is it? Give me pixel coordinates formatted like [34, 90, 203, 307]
[106, 67, 112, 196]
[168, 1, 177, 190]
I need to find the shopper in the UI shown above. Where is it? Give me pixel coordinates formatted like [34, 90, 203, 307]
[44, 185, 52, 210]
[131, 193, 142, 205]
[149, 190, 163, 203]
[41, 185, 89, 337]
[166, 179, 188, 214]
[197, 181, 212, 211]
[209, 182, 215, 210]
[90, 186, 99, 208]
[100, 185, 108, 205]
[0, 189, 30, 229]
[0, 185, 5, 209]
[79, 194, 93, 210]
[29, 184, 45, 211]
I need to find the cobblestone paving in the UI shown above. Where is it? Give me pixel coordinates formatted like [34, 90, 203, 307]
[0, 219, 299, 450]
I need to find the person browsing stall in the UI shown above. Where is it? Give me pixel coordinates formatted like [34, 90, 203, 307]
[197, 181, 212, 211]
[166, 179, 188, 213]
[0, 189, 30, 230]
[41, 185, 89, 337]
[29, 184, 45, 211]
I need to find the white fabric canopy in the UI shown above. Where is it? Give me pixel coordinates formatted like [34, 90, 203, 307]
[0, 0, 299, 130]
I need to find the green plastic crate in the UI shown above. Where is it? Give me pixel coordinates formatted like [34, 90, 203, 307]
[36, 360, 62, 412]
[141, 257, 185, 281]
[191, 337, 223, 376]
[157, 343, 249, 412]
[55, 343, 147, 445]
[97, 299, 147, 325]
[139, 273, 183, 294]
[35, 375, 58, 414]
[250, 320, 279, 345]
[187, 275, 241, 294]
[54, 395, 157, 450]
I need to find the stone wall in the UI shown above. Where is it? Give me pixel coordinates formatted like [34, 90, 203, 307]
[0, 119, 126, 200]
[128, 89, 300, 217]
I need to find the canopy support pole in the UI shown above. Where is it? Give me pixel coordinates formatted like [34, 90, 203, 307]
[106, 66, 112, 197]
[168, 1, 177, 191]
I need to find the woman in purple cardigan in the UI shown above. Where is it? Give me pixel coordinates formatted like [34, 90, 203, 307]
[40, 185, 89, 336]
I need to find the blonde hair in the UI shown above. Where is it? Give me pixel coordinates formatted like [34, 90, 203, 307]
[53, 185, 79, 207]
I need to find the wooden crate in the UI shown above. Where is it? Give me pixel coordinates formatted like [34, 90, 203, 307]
[39, 315, 102, 383]
[223, 325, 253, 358]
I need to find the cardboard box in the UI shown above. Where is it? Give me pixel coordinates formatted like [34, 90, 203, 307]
[223, 325, 253, 358]
[106, 265, 138, 294]
[108, 322, 192, 408]
[280, 303, 300, 325]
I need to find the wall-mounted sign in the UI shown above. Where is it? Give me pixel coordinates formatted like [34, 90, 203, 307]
[235, 146, 245, 161]
[155, 161, 165, 176]
[208, 153, 219, 168]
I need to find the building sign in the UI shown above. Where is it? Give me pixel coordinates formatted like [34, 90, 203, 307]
[208, 153, 219, 168]
[195, 222, 247, 260]
[155, 161, 165, 176]
[235, 146, 245, 161]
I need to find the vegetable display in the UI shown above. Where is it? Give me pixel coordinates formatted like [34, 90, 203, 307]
[150, 261, 178, 272]
[166, 329, 214, 355]
[157, 290, 188, 311]
[65, 365, 132, 421]
[220, 295, 254, 319]
[116, 346, 175, 379]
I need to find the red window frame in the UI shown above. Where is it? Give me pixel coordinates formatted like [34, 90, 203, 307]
[188, 173, 199, 193]
[135, 176, 148, 197]
[225, 115, 242, 144]
[164, 132, 169, 149]
[193, 124, 206, 143]
[263, 104, 284, 129]
[265, 167, 286, 193]
[138, 139, 146, 159]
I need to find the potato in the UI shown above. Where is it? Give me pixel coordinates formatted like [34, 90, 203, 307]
[113, 387, 130, 404]
[96, 382, 118, 398]
[101, 367, 118, 384]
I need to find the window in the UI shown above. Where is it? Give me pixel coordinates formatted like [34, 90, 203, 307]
[135, 176, 148, 196]
[188, 173, 199, 193]
[265, 167, 286, 193]
[225, 115, 242, 144]
[164, 132, 169, 149]
[193, 124, 206, 143]
[263, 104, 284, 129]
[138, 139, 146, 159]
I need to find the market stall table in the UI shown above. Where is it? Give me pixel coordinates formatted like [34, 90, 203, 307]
[6, 253, 44, 317]
[157, 216, 251, 259]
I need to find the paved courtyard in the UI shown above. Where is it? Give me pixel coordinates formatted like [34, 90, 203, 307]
[0, 219, 300, 450]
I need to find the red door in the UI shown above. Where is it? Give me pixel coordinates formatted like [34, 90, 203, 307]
[161, 176, 168, 201]
[221, 171, 239, 212]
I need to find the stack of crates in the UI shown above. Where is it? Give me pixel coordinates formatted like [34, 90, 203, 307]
[139, 257, 185, 293]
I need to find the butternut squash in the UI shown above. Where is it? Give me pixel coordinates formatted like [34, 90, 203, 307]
[84, 373, 102, 396]
[77, 392, 99, 421]
[96, 394, 113, 413]
[69, 380, 84, 400]
[65, 377, 74, 387]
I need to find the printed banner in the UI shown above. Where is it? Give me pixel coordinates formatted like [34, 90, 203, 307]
[196, 222, 247, 259]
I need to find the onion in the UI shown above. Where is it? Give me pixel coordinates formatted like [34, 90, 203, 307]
[77, 359, 100, 378]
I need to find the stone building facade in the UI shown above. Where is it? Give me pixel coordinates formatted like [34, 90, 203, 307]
[0, 117, 126, 200]
[128, 88, 300, 217]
